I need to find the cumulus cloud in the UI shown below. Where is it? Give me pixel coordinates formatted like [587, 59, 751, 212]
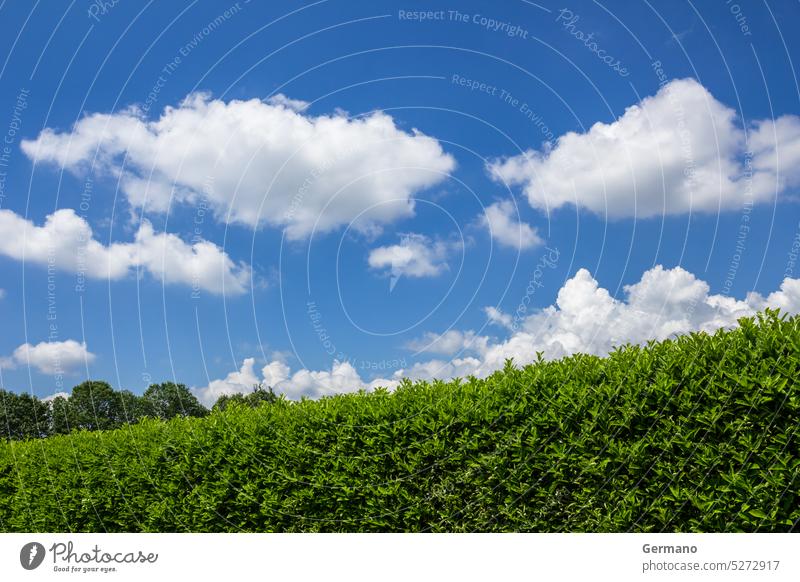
[22, 93, 456, 239]
[0, 208, 250, 295]
[489, 78, 800, 218]
[194, 357, 399, 405]
[194, 357, 262, 405]
[480, 200, 542, 250]
[404, 265, 800, 380]
[5, 340, 95, 375]
[368, 233, 459, 287]
[195, 265, 800, 403]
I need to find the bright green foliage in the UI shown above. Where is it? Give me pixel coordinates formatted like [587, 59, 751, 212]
[1, 311, 798, 532]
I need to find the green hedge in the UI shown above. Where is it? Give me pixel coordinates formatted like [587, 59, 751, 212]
[1, 311, 798, 532]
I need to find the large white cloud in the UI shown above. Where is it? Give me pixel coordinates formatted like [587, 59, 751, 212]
[197, 266, 800, 404]
[480, 200, 542, 250]
[6, 340, 95, 375]
[489, 78, 800, 218]
[0, 208, 250, 295]
[196, 266, 800, 403]
[22, 93, 456, 239]
[407, 266, 800, 380]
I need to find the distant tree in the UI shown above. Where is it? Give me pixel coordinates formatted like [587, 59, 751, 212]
[51, 382, 149, 433]
[0, 389, 50, 440]
[67, 381, 127, 431]
[117, 389, 147, 425]
[247, 384, 278, 406]
[212, 392, 247, 413]
[142, 382, 208, 420]
[212, 383, 278, 413]
[49, 395, 77, 435]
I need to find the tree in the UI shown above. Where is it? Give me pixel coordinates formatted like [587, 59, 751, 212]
[49, 395, 77, 435]
[0, 389, 50, 440]
[211, 393, 246, 413]
[117, 389, 147, 424]
[142, 382, 207, 420]
[212, 383, 277, 413]
[67, 381, 127, 431]
[52, 382, 149, 433]
[248, 383, 278, 406]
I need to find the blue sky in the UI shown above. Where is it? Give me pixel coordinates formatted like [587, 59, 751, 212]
[0, 0, 799, 403]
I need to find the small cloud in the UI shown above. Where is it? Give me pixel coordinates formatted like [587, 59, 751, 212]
[480, 200, 542, 250]
[368, 233, 461, 291]
[7, 340, 96, 375]
[265, 93, 310, 112]
[484, 306, 513, 329]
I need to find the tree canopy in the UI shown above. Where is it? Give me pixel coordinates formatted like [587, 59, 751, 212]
[1, 379, 230, 441]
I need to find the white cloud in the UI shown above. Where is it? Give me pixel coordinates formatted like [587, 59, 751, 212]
[0, 208, 250, 295]
[194, 357, 261, 405]
[396, 357, 483, 382]
[406, 265, 800, 380]
[368, 233, 458, 283]
[22, 93, 456, 239]
[481, 200, 542, 250]
[265, 94, 310, 112]
[195, 265, 800, 404]
[489, 78, 800, 218]
[6, 340, 95, 375]
[274, 360, 369, 400]
[42, 392, 70, 402]
[0, 289, 5, 299]
[484, 306, 513, 329]
[194, 358, 399, 405]
[261, 360, 291, 387]
[131, 221, 250, 295]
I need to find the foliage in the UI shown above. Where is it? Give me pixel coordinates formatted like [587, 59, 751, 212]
[0, 390, 50, 440]
[142, 382, 208, 420]
[212, 383, 279, 413]
[50, 381, 141, 433]
[2, 381, 210, 440]
[0, 311, 798, 532]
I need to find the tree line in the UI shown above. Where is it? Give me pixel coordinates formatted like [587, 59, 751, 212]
[0, 381, 278, 441]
